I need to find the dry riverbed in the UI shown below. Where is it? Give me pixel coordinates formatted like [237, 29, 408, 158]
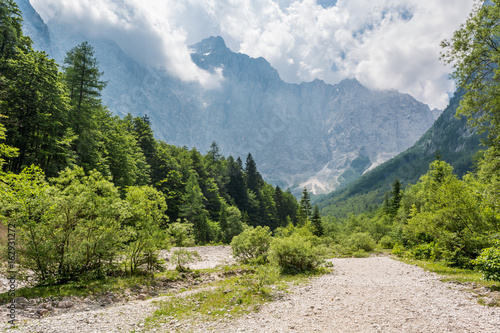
[1, 246, 499, 332]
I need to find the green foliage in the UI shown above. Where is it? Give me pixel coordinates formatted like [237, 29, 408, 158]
[411, 242, 439, 261]
[167, 220, 195, 247]
[0, 167, 127, 283]
[344, 232, 376, 253]
[269, 233, 325, 274]
[0, 121, 17, 171]
[401, 160, 493, 267]
[310, 205, 324, 237]
[441, 0, 500, 150]
[230, 226, 272, 264]
[378, 235, 395, 249]
[352, 250, 370, 258]
[171, 249, 200, 272]
[473, 241, 500, 282]
[123, 186, 169, 273]
[391, 244, 406, 257]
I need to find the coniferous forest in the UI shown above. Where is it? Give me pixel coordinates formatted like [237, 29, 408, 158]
[1, 0, 500, 290]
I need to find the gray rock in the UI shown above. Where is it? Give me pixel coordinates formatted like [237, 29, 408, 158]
[57, 301, 74, 309]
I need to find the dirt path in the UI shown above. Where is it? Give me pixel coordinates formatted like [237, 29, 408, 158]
[1, 250, 499, 332]
[189, 257, 500, 333]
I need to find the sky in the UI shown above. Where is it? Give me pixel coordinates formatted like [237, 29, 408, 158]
[30, 0, 475, 109]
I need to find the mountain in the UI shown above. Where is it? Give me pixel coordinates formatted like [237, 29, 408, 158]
[17, 1, 439, 195]
[315, 91, 485, 218]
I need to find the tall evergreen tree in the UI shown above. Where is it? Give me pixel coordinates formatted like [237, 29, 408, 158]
[245, 153, 263, 193]
[180, 173, 210, 244]
[62, 41, 107, 172]
[2, 50, 70, 174]
[311, 205, 324, 237]
[226, 156, 248, 211]
[389, 179, 402, 217]
[0, 0, 29, 66]
[298, 188, 312, 226]
[63, 41, 106, 115]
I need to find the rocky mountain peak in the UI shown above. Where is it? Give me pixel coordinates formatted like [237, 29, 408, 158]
[18, 3, 440, 195]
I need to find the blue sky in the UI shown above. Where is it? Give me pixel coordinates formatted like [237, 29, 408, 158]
[31, 0, 475, 109]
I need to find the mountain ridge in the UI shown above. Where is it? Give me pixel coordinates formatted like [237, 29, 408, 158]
[18, 0, 439, 195]
[316, 90, 484, 218]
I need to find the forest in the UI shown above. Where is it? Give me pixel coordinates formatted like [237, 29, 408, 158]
[1, 0, 500, 289]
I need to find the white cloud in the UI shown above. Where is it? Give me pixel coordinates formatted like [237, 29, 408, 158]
[31, 0, 224, 89]
[30, 0, 473, 108]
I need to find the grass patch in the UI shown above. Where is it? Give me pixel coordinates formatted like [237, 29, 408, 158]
[0, 269, 187, 304]
[400, 258, 500, 289]
[143, 265, 331, 330]
[0, 274, 159, 304]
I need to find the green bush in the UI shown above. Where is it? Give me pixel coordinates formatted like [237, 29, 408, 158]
[230, 226, 272, 264]
[411, 242, 439, 261]
[345, 232, 376, 252]
[352, 250, 370, 258]
[391, 244, 406, 257]
[171, 249, 201, 272]
[378, 235, 395, 249]
[473, 242, 500, 282]
[269, 233, 325, 274]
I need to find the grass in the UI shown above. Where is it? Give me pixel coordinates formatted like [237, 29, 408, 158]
[143, 264, 332, 330]
[0, 269, 184, 304]
[399, 258, 500, 290]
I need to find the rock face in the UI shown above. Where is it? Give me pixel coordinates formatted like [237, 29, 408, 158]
[18, 2, 438, 194]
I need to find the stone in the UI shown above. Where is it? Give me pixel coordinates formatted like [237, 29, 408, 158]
[36, 308, 49, 316]
[57, 301, 75, 308]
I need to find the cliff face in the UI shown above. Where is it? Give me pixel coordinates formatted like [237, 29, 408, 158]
[19, 3, 438, 194]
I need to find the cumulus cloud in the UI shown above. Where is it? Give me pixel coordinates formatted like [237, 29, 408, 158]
[31, 0, 224, 89]
[31, 0, 473, 108]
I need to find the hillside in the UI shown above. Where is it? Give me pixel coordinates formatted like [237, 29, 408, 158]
[316, 91, 485, 218]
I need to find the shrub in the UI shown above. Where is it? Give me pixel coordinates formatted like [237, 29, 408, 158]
[167, 220, 195, 247]
[345, 232, 376, 252]
[269, 233, 325, 274]
[0, 167, 127, 284]
[391, 244, 406, 257]
[230, 226, 272, 264]
[378, 235, 395, 249]
[411, 242, 439, 261]
[473, 242, 500, 282]
[352, 250, 370, 258]
[171, 249, 201, 272]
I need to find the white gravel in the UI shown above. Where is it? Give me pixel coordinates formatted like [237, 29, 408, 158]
[1, 248, 499, 333]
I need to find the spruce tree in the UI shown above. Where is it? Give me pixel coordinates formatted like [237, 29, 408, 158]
[180, 173, 210, 244]
[311, 205, 324, 237]
[298, 188, 312, 226]
[245, 153, 263, 193]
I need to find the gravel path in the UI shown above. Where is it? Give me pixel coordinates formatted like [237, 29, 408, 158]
[1, 250, 499, 332]
[190, 257, 500, 333]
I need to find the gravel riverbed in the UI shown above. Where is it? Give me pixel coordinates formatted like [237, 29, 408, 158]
[1, 247, 499, 332]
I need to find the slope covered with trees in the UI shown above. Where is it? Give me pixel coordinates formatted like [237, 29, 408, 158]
[316, 89, 484, 219]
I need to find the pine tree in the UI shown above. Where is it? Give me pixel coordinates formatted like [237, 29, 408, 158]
[245, 153, 263, 193]
[389, 179, 402, 217]
[226, 156, 248, 211]
[63, 41, 106, 115]
[180, 173, 210, 244]
[311, 205, 324, 237]
[298, 188, 312, 226]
